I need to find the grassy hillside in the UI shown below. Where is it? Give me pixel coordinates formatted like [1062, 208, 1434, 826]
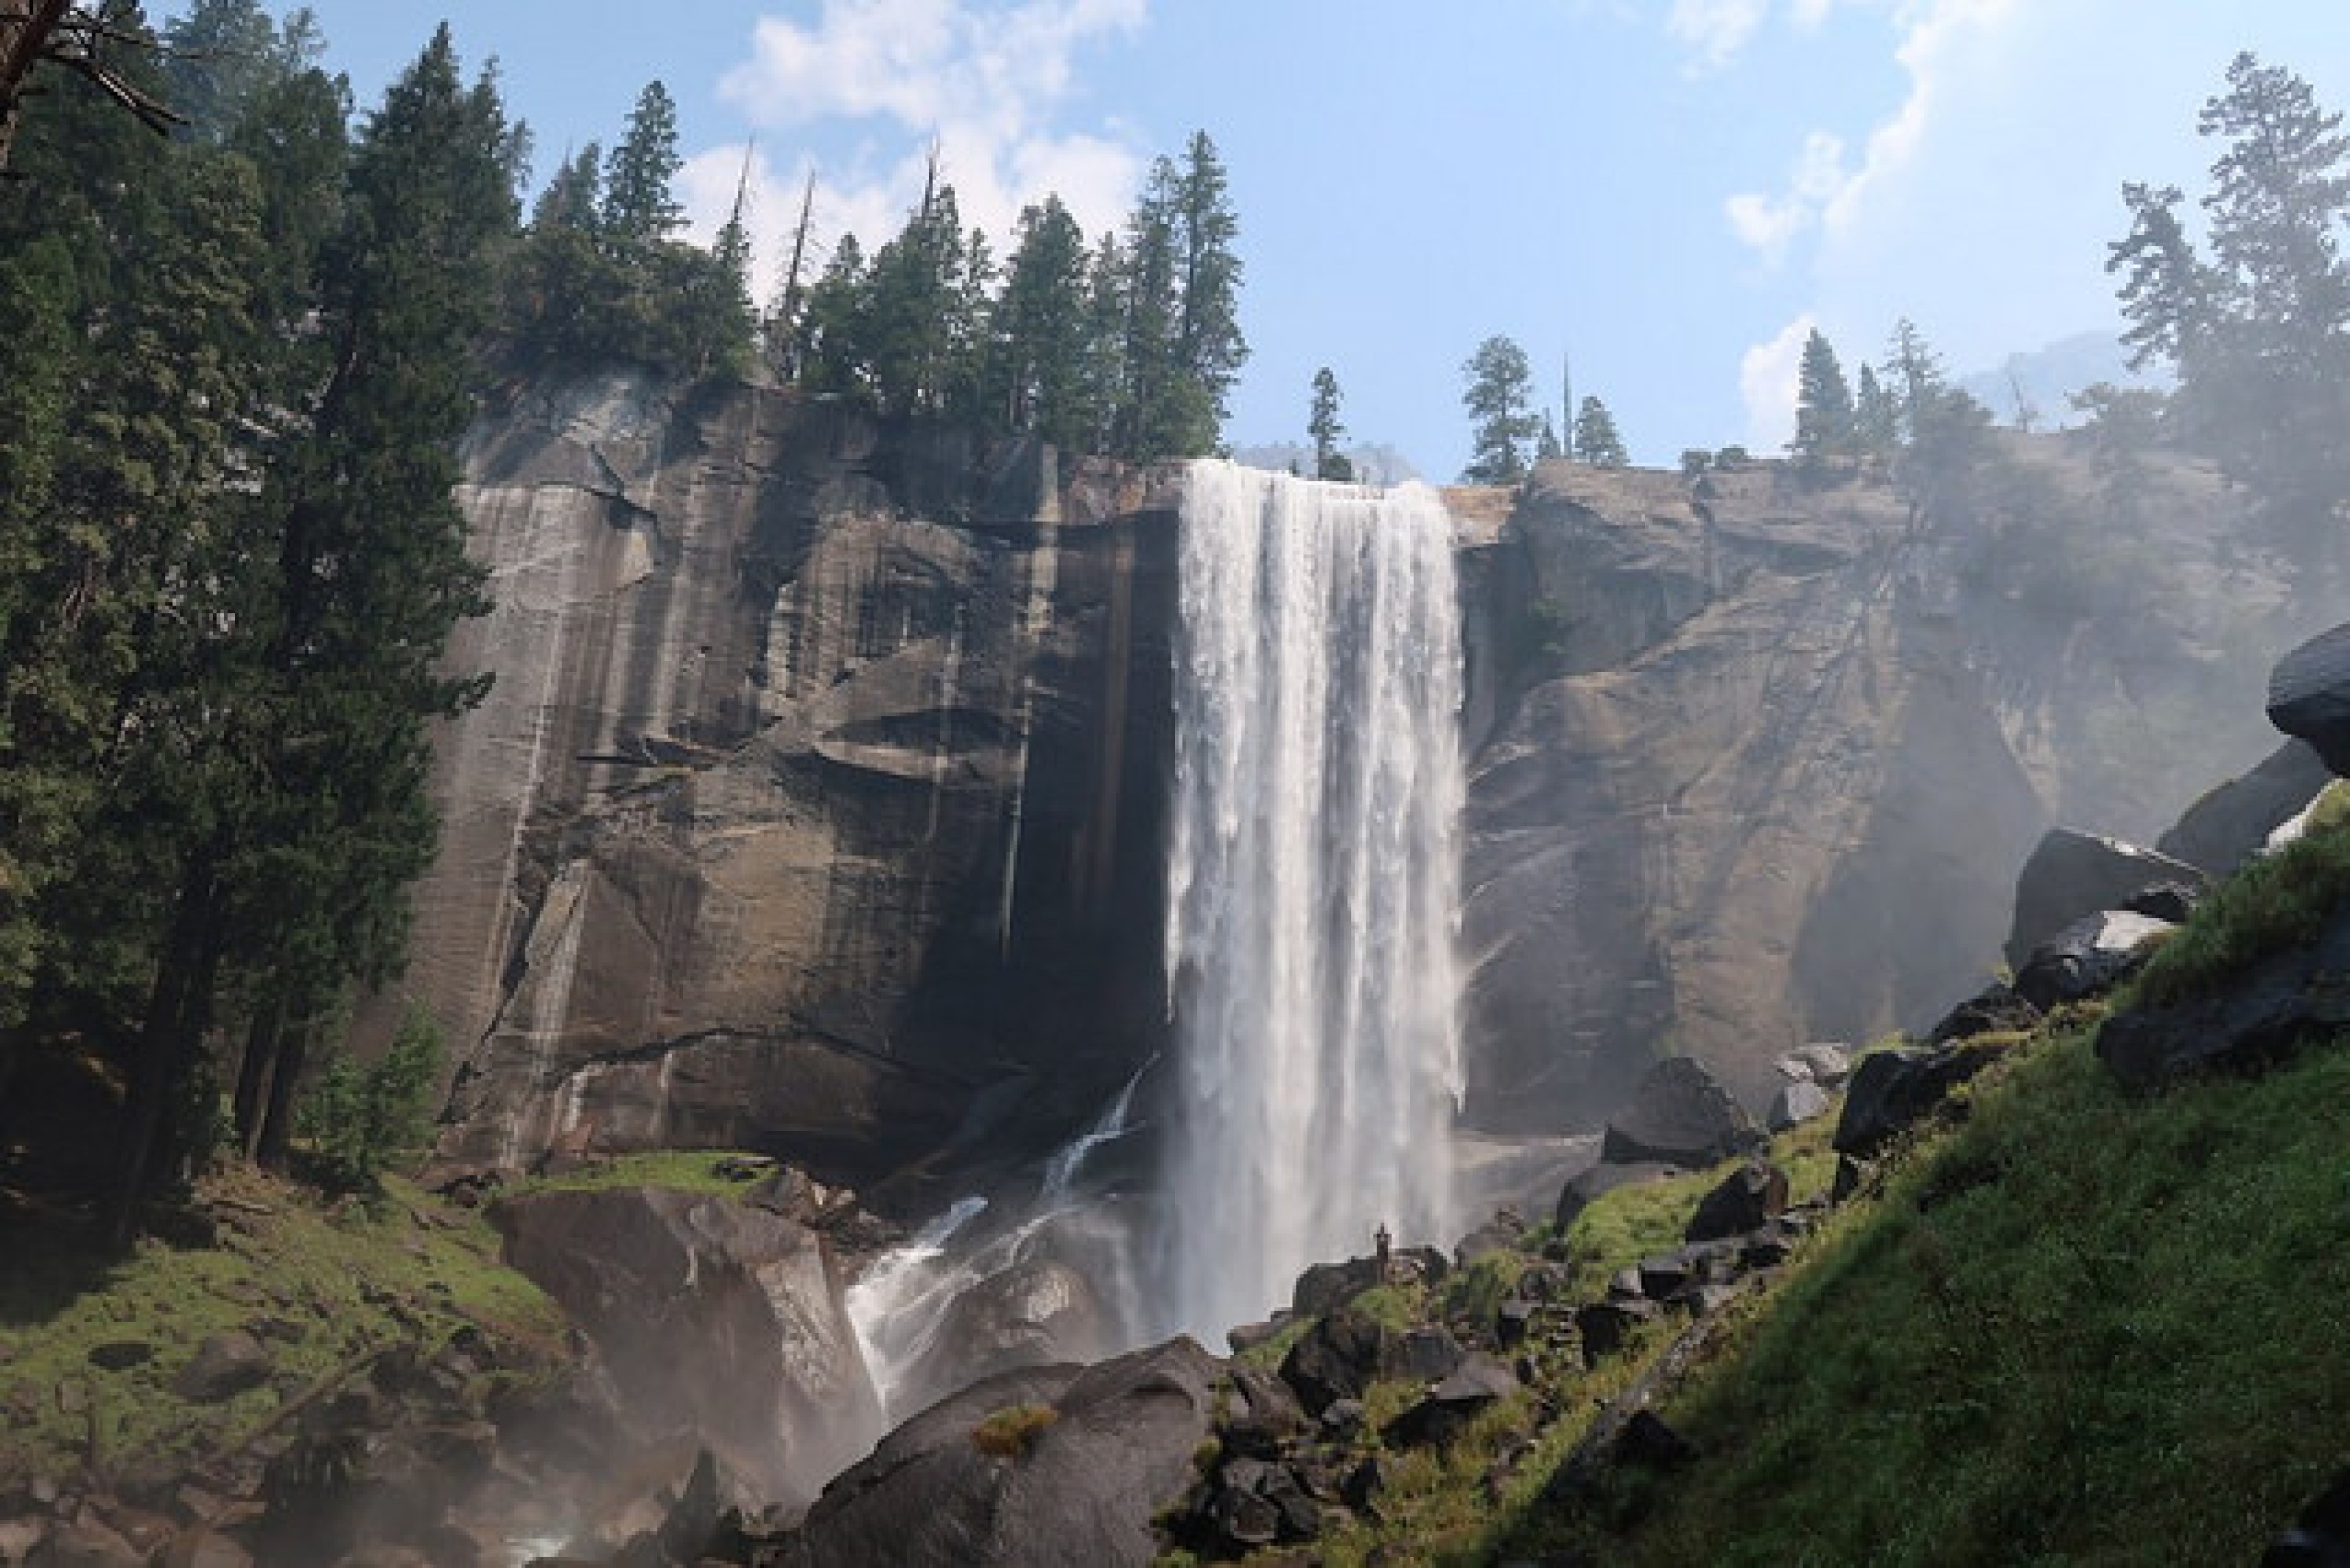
[1186, 822, 2350, 1566]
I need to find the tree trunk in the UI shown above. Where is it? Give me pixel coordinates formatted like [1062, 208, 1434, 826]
[0, 0, 71, 175]
[107, 854, 222, 1248]
[232, 999, 284, 1159]
[255, 1020, 310, 1172]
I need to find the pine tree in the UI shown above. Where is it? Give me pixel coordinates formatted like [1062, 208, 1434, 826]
[600, 78, 684, 242]
[1791, 327, 1856, 463]
[1853, 363, 1899, 455]
[2111, 53, 2350, 559]
[989, 195, 1091, 446]
[1308, 367, 1353, 481]
[1573, 395, 1628, 467]
[1460, 335, 1541, 484]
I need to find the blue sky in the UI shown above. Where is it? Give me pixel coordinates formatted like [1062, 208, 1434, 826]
[162, 2, 2350, 479]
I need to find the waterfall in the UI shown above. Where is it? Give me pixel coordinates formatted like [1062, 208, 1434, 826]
[1160, 459, 1466, 1340]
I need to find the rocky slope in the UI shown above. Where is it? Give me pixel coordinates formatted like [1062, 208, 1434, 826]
[407, 378, 2323, 1180]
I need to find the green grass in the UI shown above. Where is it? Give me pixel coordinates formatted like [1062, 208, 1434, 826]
[504, 1147, 773, 1199]
[1589, 1024, 2350, 1566]
[0, 1164, 567, 1483]
[1557, 1112, 1838, 1292]
[2135, 815, 2350, 1004]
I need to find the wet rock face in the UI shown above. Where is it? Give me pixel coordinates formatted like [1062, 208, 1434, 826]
[407, 376, 1180, 1186]
[491, 1184, 883, 1505]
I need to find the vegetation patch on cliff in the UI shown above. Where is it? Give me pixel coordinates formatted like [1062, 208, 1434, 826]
[0, 1165, 566, 1485]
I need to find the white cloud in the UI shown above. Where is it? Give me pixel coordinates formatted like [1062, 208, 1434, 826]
[1719, 0, 2018, 263]
[689, 0, 1150, 293]
[1740, 313, 1816, 450]
[1725, 130, 1852, 265]
[1668, 0, 1770, 72]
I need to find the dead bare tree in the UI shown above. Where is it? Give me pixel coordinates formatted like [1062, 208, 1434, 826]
[1, 0, 181, 174]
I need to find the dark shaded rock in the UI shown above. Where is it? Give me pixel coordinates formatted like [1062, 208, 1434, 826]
[1290, 1245, 1445, 1318]
[1574, 1299, 1661, 1365]
[1277, 1310, 1394, 1418]
[85, 1341, 151, 1371]
[1833, 1040, 2006, 1158]
[1318, 1398, 1366, 1439]
[1553, 1161, 1679, 1230]
[492, 1186, 879, 1503]
[1379, 1353, 1520, 1449]
[2121, 881, 2200, 924]
[1611, 1410, 1697, 1470]
[1340, 1454, 1398, 1513]
[1454, 1207, 1528, 1267]
[1766, 1079, 1831, 1133]
[2161, 739, 2333, 875]
[171, 1331, 273, 1403]
[788, 1336, 1222, 1568]
[1218, 1365, 1307, 1460]
[1396, 1325, 1468, 1382]
[31, 1517, 145, 1567]
[1683, 1159, 1789, 1243]
[1598, 1057, 1761, 1169]
[2003, 826, 2206, 970]
[2012, 909, 2175, 1011]
[2266, 1467, 2350, 1567]
[2095, 905, 2350, 1089]
[1830, 1154, 1873, 1205]
[1739, 1231, 1795, 1270]
[1225, 1318, 1289, 1357]
[1929, 981, 2042, 1043]
[1495, 1299, 1538, 1348]
[2270, 623, 2350, 776]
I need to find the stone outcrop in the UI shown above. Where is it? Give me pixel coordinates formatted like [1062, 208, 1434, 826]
[2003, 827, 2204, 970]
[491, 1184, 881, 1503]
[2095, 905, 2350, 1089]
[780, 1336, 1224, 1568]
[2158, 739, 2332, 874]
[2268, 622, 2350, 775]
[409, 376, 1181, 1188]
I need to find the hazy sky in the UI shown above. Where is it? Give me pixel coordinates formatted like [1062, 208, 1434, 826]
[159, 2, 2350, 478]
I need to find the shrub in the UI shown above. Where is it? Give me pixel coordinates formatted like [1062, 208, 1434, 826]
[297, 1008, 444, 1195]
[971, 1402, 1059, 1458]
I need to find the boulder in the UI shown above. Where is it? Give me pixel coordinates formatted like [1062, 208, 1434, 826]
[1290, 1246, 1446, 1317]
[1277, 1309, 1395, 1418]
[1683, 1160, 1789, 1243]
[2011, 909, 2175, 1011]
[2269, 622, 2350, 776]
[899, 1259, 1113, 1410]
[1766, 1079, 1832, 1133]
[1452, 1207, 1528, 1267]
[1574, 1298, 1662, 1365]
[491, 1186, 880, 1503]
[171, 1331, 273, 1404]
[1394, 1325, 1469, 1383]
[2121, 882, 2201, 924]
[2003, 826, 2205, 971]
[2159, 739, 2333, 876]
[1379, 1353, 1520, 1449]
[1773, 1042, 1853, 1086]
[1597, 1057, 1761, 1169]
[1554, 1161, 1679, 1230]
[1832, 1041, 2007, 1158]
[1928, 981, 2042, 1043]
[786, 1336, 1224, 1568]
[2095, 905, 2350, 1090]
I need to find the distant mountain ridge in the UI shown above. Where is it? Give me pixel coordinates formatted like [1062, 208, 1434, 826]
[1960, 330, 2169, 429]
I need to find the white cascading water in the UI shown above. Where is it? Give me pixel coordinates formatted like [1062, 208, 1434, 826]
[1159, 458, 1466, 1341]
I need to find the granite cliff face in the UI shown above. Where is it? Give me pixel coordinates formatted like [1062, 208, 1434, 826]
[414, 374, 1179, 1195]
[410, 377, 2316, 1176]
[1459, 443, 2315, 1119]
